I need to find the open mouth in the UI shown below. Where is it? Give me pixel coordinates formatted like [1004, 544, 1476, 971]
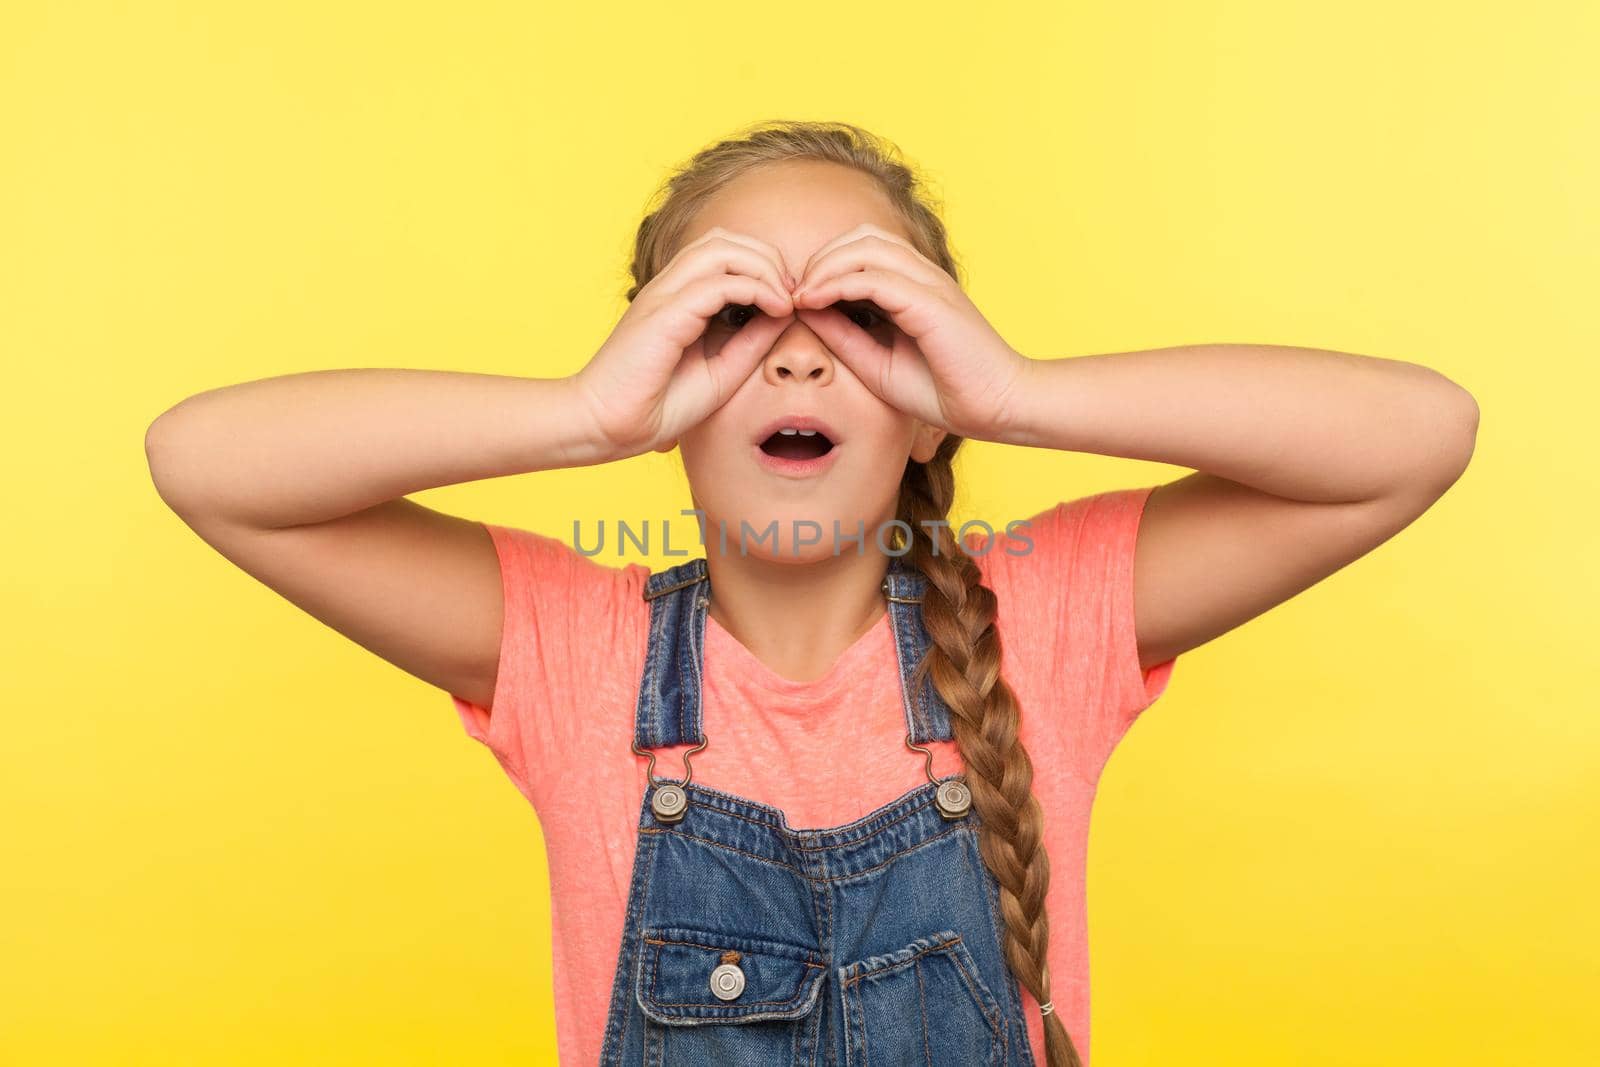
[758, 428, 835, 461]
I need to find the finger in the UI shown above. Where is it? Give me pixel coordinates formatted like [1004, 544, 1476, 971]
[793, 306, 890, 390]
[795, 224, 935, 287]
[701, 229, 798, 289]
[704, 311, 793, 398]
[657, 273, 793, 350]
[655, 229, 795, 302]
[791, 269, 943, 338]
[650, 241, 790, 312]
[796, 234, 944, 293]
[674, 225, 795, 278]
[664, 226, 790, 281]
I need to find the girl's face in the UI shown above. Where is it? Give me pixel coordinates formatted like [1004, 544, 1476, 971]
[666, 159, 947, 562]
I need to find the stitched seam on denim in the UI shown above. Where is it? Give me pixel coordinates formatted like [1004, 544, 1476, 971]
[812, 849, 832, 1067]
[907, 606, 937, 740]
[680, 792, 940, 849]
[840, 934, 962, 987]
[637, 600, 653, 747]
[842, 981, 860, 1067]
[888, 597, 922, 743]
[907, 622, 933, 742]
[648, 964, 822, 1008]
[642, 569, 705, 600]
[638, 592, 670, 749]
[674, 591, 685, 745]
[944, 940, 1005, 1052]
[908, 621, 939, 741]
[637, 827, 802, 874]
[599, 816, 644, 1064]
[644, 941, 821, 1009]
[641, 823, 969, 883]
[779, 798, 939, 850]
[642, 935, 824, 963]
[839, 937, 1001, 1060]
[673, 590, 686, 744]
[816, 825, 968, 883]
[686, 590, 706, 745]
[676, 589, 692, 745]
[972, 823, 1018, 1060]
[674, 778, 946, 840]
[845, 975, 869, 1067]
[610, 822, 659, 1063]
[626, 826, 660, 1047]
[916, 958, 932, 1066]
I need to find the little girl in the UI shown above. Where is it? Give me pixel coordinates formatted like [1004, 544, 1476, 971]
[146, 120, 1479, 1066]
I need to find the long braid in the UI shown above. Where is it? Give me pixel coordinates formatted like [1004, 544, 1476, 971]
[899, 438, 1085, 1067]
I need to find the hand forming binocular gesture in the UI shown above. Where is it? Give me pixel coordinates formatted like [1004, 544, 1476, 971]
[572, 223, 1035, 460]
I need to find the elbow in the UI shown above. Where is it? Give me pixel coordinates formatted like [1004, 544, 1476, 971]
[145, 411, 181, 509]
[1442, 379, 1480, 478]
[145, 404, 204, 517]
[1417, 377, 1480, 496]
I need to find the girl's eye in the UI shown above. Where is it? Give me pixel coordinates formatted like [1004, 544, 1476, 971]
[839, 302, 889, 332]
[713, 303, 761, 331]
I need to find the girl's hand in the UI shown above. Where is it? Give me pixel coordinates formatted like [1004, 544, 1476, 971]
[789, 223, 1032, 442]
[572, 227, 797, 459]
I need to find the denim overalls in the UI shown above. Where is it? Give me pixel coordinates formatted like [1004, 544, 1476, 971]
[598, 555, 1039, 1066]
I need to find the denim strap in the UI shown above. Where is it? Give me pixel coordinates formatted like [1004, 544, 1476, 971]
[634, 556, 956, 750]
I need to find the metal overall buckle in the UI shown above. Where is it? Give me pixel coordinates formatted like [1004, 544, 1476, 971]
[906, 733, 972, 819]
[631, 735, 708, 824]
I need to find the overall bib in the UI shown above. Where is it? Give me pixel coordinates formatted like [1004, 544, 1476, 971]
[598, 556, 1040, 1066]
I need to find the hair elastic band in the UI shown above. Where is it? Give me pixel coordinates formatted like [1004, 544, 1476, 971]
[1039, 1000, 1055, 1016]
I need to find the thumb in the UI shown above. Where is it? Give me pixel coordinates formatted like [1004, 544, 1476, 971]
[794, 308, 889, 392]
[704, 312, 792, 395]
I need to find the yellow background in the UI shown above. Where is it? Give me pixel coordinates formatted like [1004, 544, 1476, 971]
[3, 2, 1595, 1064]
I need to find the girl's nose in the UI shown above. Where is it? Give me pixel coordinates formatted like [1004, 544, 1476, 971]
[761, 326, 836, 386]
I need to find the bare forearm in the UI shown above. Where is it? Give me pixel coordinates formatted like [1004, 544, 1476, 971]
[1002, 343, 1480, 503]
[145, 368, 610, 528]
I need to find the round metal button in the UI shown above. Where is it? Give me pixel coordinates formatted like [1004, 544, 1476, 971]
[651, 783, 688, 823]
[709, 962, 745, 1000]
[935, 778, 972, 819]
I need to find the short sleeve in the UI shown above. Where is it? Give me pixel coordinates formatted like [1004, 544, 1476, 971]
[969, 485, 1177, 764]
[449, 522, 649, 808]
[1094, 486, 1177, 724]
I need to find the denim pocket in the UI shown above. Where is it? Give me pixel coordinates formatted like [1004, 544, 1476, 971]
[635, 925, 826, 1064]
[840, 930, 1006, 1067]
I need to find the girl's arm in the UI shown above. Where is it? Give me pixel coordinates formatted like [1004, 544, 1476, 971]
[144, 370, 613, 710]
[1000, 343, 1480, 669]
[145, 229, 799, 713]
[147, 370, 615, 529]
[778, 230, 1477, 675]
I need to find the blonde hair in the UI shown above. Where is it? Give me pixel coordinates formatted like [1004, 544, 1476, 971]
[624, 119, 1083, 1067]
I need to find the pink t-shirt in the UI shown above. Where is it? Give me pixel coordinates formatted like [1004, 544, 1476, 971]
[451, 486, 1177, 1065]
